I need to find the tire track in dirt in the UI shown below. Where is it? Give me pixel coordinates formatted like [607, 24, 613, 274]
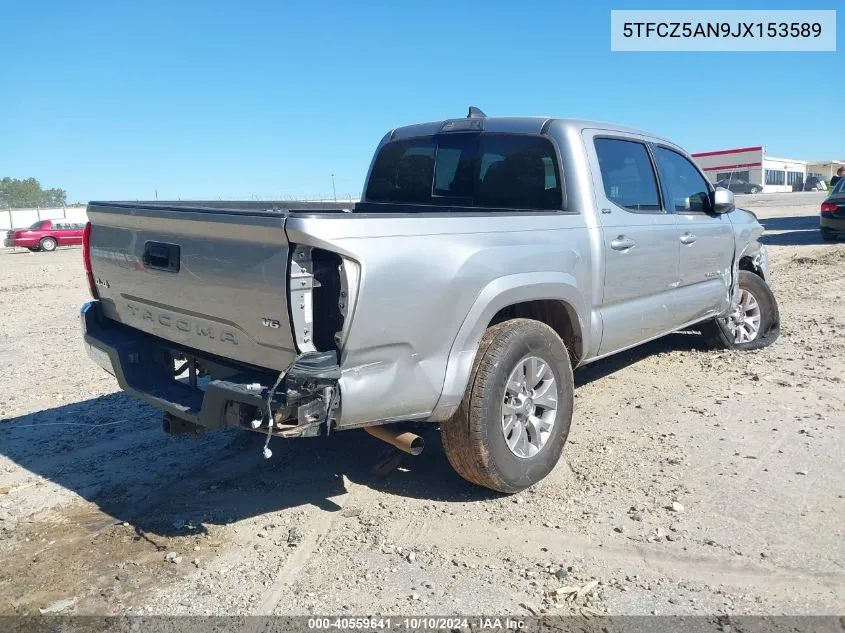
[386, 513, 844, 595]
[249, 476, 368, 618]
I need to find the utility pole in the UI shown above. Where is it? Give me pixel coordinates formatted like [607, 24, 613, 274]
[331, 174, 337, 202]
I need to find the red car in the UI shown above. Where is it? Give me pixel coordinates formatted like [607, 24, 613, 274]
[4, 219, 86, 252]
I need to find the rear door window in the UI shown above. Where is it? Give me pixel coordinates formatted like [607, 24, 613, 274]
[365, 133, 562, 211]
[594, 138, 662, 212]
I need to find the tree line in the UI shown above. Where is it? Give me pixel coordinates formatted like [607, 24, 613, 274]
[0, 177, 67, 208]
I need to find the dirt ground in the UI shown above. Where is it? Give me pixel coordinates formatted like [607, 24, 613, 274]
[1, 192, 843, 617]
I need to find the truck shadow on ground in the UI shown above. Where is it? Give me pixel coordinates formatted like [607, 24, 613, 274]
[0, 394, 486, 541]
[0, 332, 703, 539]
[760, 216, 826, 246]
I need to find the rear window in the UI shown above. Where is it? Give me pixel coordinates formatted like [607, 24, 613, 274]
[594, 138, 662, 212]
[365, 133, 562, 211]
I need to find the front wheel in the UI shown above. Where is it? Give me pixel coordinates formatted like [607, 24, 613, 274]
[701, 270, 779, 350]
[441, 318, 574, 493]
[749, 186, 761, 194]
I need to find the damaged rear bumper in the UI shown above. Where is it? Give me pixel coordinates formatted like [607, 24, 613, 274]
[80, 301, 340, 435]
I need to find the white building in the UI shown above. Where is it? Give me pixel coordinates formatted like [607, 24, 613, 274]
[691, 146, 808, 193]
[806, 160, 845, 183]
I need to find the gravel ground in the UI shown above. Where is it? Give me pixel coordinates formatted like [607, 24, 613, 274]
[1, 192, 843, 617]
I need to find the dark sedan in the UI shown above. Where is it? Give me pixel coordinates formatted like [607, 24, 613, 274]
[804, 176, 827, 192]
[820, 178, 845, 241]
[715, 178, 762, 194]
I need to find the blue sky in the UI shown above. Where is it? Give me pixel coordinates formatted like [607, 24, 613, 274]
[1, 0, 842, 203]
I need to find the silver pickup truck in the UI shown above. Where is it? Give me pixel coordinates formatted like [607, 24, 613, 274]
[81, 108, 779, 493]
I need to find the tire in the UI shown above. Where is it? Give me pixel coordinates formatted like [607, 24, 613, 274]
[441, 318, 574, 494]
[701, 270, 779, 350]
[749, 187, 761, 194]
[39, 237, 57, 252]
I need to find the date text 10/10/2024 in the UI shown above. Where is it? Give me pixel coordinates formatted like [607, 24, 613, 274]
[307, 617, 526, 630]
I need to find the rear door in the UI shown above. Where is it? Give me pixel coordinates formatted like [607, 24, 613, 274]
[66, 223, 85, 245]
[585, 131, 681, 355]
[652, 145, 735, 324]
[54, 223, 79, 245]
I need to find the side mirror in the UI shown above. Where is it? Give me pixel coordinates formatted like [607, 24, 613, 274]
[712, 187, 735, 214]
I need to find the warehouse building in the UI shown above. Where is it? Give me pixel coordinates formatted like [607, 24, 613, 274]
[691, 146, 808, 193]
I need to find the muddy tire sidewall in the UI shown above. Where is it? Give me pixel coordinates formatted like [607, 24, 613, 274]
[442, 319, 574, 494]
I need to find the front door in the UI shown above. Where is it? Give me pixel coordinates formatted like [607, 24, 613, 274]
[652, 145, 735, 324]
[585, 132, 681, 356]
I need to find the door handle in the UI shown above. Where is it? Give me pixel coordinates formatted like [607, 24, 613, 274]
[680, 233, 697, 245]
[610, 235, 636, 251]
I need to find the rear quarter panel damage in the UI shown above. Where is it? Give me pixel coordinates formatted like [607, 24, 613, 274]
[285, 213, 593, 427]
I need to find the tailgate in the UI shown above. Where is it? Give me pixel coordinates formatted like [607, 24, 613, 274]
[87, 203, 297, 371]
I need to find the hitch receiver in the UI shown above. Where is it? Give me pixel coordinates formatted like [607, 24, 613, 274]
[163, 412, 206, 437]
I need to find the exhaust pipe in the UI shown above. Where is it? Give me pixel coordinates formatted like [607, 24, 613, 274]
[365, 424, 425, 456]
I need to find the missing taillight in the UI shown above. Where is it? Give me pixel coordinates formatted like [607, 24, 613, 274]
[82, 221, 99, 299]
[311, 249, 344, 352]
[288, 245, 349, 355]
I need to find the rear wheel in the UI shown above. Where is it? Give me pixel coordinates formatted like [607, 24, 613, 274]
[749, 186, 761, 194]
[441, 319, 574, 493]
[39, 237, 57, 252]
[701, 270, 779, 350]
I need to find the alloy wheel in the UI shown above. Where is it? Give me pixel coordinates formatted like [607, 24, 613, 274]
[501, 356, 558, 458]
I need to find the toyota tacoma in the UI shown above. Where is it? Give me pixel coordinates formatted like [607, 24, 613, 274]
[80, 108, 779, 493]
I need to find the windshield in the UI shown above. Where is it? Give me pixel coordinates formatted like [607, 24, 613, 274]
[834, 178, 845, 195]
[365, 133, 562, 210]
[28, 220, 44, 229]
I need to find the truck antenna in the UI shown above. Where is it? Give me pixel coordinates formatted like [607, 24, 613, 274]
[467, 106, 487, 119]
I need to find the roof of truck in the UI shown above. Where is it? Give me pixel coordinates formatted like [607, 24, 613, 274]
[389, 116, 673, 145]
